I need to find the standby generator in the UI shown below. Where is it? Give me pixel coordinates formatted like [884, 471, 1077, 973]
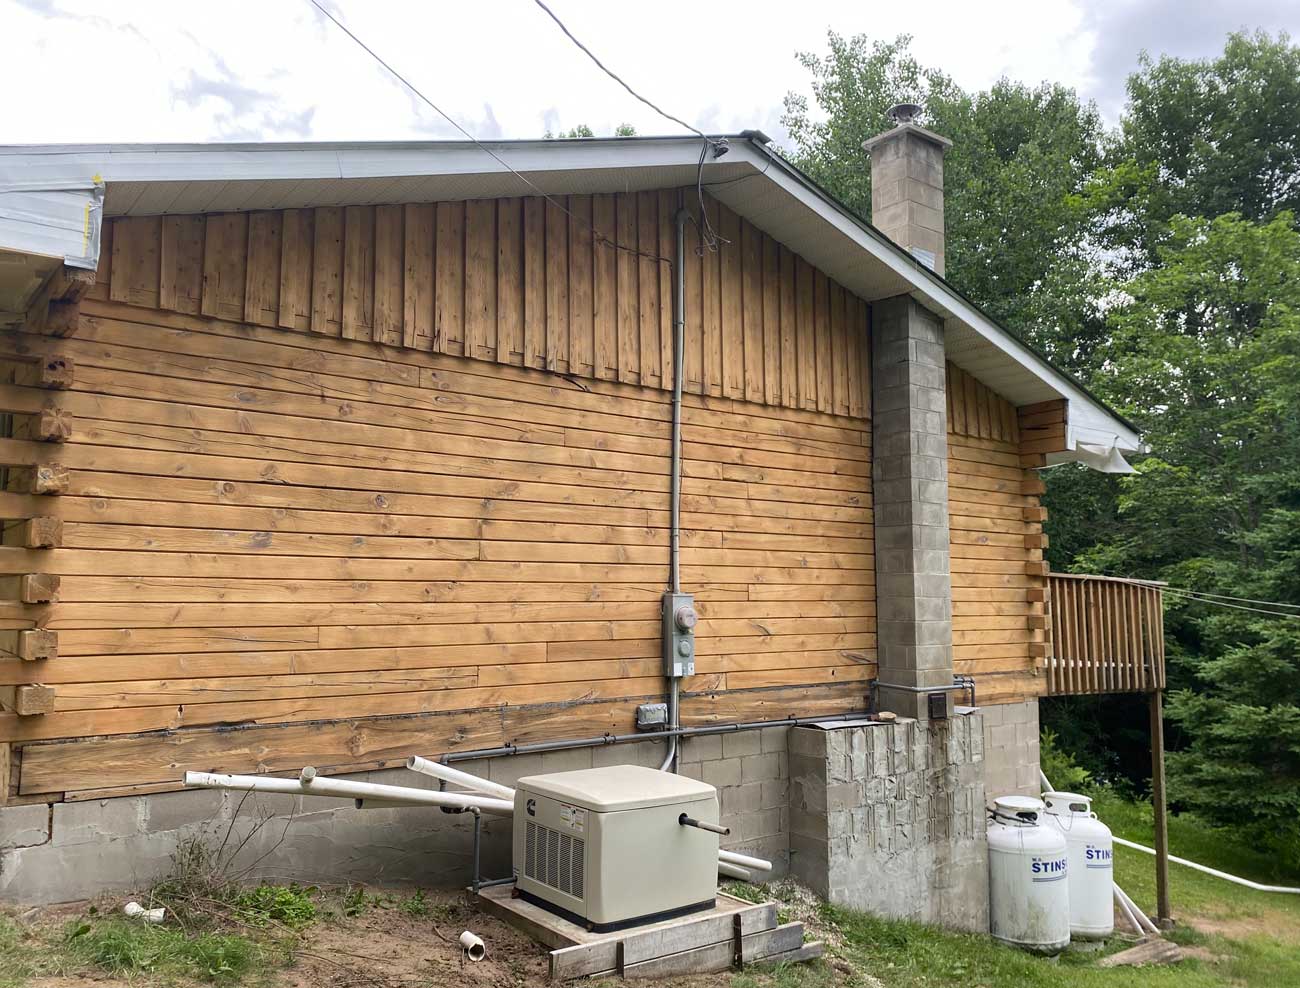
[512, 765, 721, 930]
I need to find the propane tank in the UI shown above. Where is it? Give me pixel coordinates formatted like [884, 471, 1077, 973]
[1042, 791, 1114, 940]
[987, 795, 1070, 954]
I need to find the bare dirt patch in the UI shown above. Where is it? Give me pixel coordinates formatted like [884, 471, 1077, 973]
[1185, 908, 1300, 945]
[281, 890, 548, 988]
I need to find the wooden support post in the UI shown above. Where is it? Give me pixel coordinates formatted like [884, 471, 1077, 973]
[17, 629, 58, 661]
[20, 574, 60, 604]
[16, 355, 75, 390]
[34, 407, 73, 442]
[0, 683, 55, 716]
[20, 516, 62, 548]
[14, 464, 69, 495]
[1150, 689, 1172, 927]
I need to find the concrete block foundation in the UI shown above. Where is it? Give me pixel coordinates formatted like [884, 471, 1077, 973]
[787, 714, 989, 932]
[981, 698, 1041, 798]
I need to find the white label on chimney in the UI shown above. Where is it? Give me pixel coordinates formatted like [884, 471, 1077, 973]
[910, 247, 937, 271]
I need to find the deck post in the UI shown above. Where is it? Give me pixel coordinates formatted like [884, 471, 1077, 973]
[1149, 689, 1172, 926]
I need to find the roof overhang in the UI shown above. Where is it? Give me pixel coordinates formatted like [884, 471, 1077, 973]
[0, 135, 1140, 458]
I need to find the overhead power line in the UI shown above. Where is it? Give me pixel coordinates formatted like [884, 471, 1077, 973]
[530, 0, 712, 143]
[1105, 577, 1300, 620]
[307, 0, 669, 265]
[529, 0, 730, 252]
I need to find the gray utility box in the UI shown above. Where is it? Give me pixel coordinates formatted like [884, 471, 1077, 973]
[662, 591, 697, 677]
[513, 766, 719, 931]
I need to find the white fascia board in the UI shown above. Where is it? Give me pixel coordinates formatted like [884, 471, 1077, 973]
[0, 184, 103, 269]
[735, 142, 1142, 454]
[0, 138, 712, 187]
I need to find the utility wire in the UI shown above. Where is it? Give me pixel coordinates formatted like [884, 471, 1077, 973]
[1159, 586, 1300, 611]
[529, 0, 730, 252]
[308, 0, 669, 265]
[1102, 576, 1300, 620]
[530, 0, 713, 143]
[1158, 586, 1300, 621]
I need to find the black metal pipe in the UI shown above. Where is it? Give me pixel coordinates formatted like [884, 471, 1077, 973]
[441, 710, 872, 765]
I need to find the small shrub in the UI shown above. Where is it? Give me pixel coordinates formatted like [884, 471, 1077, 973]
[234, 883, 317, 929]
[1040, 728, 1093, 793]
[399, 889, 430, 918]
[342, 886, 372, 917]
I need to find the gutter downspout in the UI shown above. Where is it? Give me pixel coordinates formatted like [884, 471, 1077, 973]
[659, 195, 689, 773]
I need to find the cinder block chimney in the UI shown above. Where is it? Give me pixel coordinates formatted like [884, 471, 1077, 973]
[862, 103, 952, 275]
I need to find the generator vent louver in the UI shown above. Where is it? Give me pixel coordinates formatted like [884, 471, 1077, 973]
[524, 820, 585, 899]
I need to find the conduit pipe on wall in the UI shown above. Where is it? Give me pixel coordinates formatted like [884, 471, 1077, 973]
[659, 197, 689, 775]
[183, 769, 513, 816]
[405, 756, 516, 801]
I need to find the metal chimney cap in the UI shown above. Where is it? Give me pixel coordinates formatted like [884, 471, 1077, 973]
[887, 103, 924, 125]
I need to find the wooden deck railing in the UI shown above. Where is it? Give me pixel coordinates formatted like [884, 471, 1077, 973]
[1046, 574, 1166, 695]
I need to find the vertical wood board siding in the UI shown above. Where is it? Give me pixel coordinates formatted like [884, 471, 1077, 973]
[96, 193, 871, 418]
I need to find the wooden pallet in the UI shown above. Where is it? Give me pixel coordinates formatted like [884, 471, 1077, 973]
[476, 885, 824, 980]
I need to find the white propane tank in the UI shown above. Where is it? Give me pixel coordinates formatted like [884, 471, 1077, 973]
[1042, 791, 1114, 940]
[987, 795, 1070, 954]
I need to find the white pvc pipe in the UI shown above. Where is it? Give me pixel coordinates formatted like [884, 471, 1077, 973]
[1116, 883, 1161, 935]
[458, 930, 486, 962]
[183, 770, 513, 816]
[1112, 885, 1145, 936]
[718, 849, 773, 873]
[1113, 836, 1300, 895]
[718, 862, 754, 882]
[406, 756, 516, 801]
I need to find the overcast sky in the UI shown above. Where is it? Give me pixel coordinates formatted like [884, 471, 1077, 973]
[3, 0, 1296, 149]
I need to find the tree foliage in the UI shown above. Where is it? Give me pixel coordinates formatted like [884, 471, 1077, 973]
[782, 33, 1109, 372]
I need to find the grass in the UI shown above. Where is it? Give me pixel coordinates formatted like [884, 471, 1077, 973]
[64, 918, 266, 983]
[789, 790, 1300, 988]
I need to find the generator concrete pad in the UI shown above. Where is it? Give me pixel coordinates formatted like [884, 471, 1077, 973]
[475, 885, 821, 979]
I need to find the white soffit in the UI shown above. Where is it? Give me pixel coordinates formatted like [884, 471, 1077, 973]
[0, 137, 1139, 451]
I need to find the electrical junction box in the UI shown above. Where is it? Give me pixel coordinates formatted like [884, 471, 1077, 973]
[662, 591, 697, 678]
[513, 765, 719, 930]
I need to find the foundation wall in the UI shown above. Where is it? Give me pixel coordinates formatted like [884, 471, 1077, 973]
[0, 732, 790, 904]
[786, 714, 989, 932]
[981, 697, 1041, 799]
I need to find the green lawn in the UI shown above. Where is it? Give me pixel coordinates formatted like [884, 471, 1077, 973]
[805, 792, 1300, 988]
[728, 791, 1300, 988]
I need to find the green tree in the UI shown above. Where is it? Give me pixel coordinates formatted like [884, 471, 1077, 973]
[544, 123, 637, 139]
[1078, 212, 1300, 848]
[782, 33, 1109, 372]
[1105, 31, 1300, 267]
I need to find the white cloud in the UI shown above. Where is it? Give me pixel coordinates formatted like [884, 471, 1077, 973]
[2, 0, 1296, 148]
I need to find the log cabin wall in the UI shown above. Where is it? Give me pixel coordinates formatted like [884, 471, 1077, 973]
[945, 364, 1052, 704]
[0, 190, 875, 800]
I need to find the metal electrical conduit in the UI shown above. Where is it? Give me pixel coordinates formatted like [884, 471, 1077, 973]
[439, 711, 875, 766]
[658, 196, 689, 774]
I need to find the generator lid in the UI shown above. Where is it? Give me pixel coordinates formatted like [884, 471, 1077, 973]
[517, 765, 715, 812]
